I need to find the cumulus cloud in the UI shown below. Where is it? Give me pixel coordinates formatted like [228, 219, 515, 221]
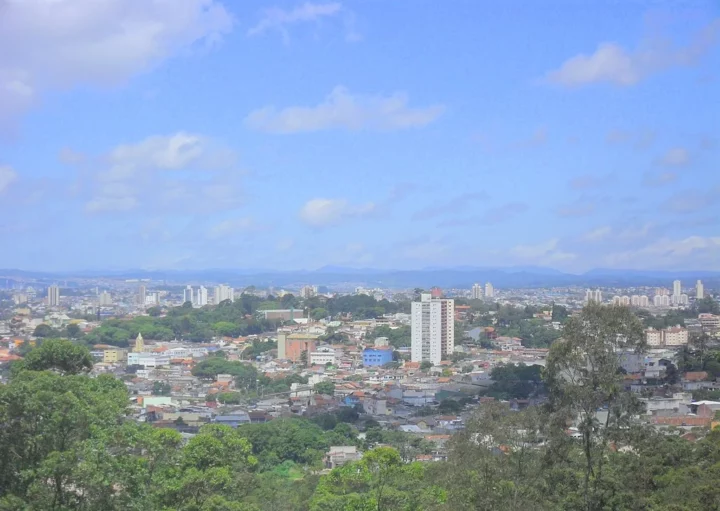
[248, 2, 342, 40]
[245, 86, 444, 133]
[299, 198, 375, 227]
[0, 0, 233, 129]
[0, 165, 18, 193]
[76, 132, 240, 213]
[543, 20, 720, 87]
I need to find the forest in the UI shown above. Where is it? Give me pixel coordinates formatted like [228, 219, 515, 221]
[3, 304, 720, 510]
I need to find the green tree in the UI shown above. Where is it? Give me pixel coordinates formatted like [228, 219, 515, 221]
[33, 323, 58, 338]
[544, 303, 645, 511]
[20, 338, 94, 375]
[420, 361, 433, 371]
[65, 323, 82, 339]
[314, 381, 335, 396]
[153, 381, 172, 395]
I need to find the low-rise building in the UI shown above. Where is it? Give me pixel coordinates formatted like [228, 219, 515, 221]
[324, 446, 362, 469]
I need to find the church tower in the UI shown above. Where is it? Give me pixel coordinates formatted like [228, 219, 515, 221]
[134, 332, 144, 353]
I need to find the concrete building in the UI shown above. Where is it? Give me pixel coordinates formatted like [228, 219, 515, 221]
[127, 352, 170, 368]
[645, 327, 688, 347]
[261, 309, 304, 321]
[183, 286, 194, 305]
[699, 314, 720, 330]
[471, 283, 483, 300]
[277, 332, 319, 362]
[485, 282, 494, 299]
[654, 294, 670, 307]
[98, 291, 113, 306]
[363, 347, 393, 366]
[299, 285, 317, 299]
[47, 285, 60, 307]
[197, 286, 208, 306]
[585, 289, 602, 304]
[673, 280, 682, 297]
[137, 285, 147, 306]
[214, 284, 234, 304]
[103, 348, 127, 364]
[697, 280, 705, 300]
[309, 346, 337, 366]
[411, 293, 454, 365]
[324, 446, 362, 469]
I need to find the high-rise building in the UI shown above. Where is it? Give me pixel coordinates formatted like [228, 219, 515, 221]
[47, 285, 60, 307]
[197, 286, 208, 306]
[654, 294, 670, 307]
[137, 284, 147, 306]
[99, 291, 113, 306]
[214, 284, 234, 304]
[697, 280, 705, 300]
[411, 293, 455, 365]
[585, 289, 602, 304]
[183, 286, 194, 305]
[631, 295, 649, 307]
[471, 283, 483, 300]
[639, 295, 649, 307]
[430, 286, 443, 298]
[673, 280, 682, 297]
[485, 282, 494, 299]
[300, 285, 317, 299]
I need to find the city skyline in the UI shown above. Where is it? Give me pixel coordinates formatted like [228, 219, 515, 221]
[0, 1, 718, 272]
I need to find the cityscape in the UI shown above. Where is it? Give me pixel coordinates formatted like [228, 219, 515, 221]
[1, 0, 719, 509]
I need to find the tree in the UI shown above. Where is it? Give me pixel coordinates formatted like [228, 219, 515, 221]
[544, 303, 645, 511]
[147, 306, 162, 317]
[153, 381, 172, 396]
[21, 338, 94, 375]
[33, 323, 58, 338]
[420, 361, 433, 371]
[65, 323, 82, 339]
[314, 381, 335, 396]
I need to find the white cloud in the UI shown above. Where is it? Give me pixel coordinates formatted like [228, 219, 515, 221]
[299, 197, 375, 227]
[78, 132, 240, 213]
[0, 166, 18, 193]
[556, 200, 596, 218]
[510, 238, 576, 264]
[0, 0, 233, 128]
[605, 129, 655, 149]
[658, 147, 690, 167]
[245, 86, 444, 133]
[248, 2, 342, 39]
[606, 236, 720, 270]
[544, 20, 720, 87]
[664, 189, 719, 213]
[643, 170, 677, 187]
[568, 174, 613, 190]
[582, 226, 612, 242]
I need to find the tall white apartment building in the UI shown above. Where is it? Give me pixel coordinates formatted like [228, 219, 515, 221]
[137, 284, 147, 306]
[697, 280, 705, 300]
[47, 285, 60, 307]
[214, 284, 234, 304]
[197, 286, 208, 306]
[672, 280, 682, 299]
[411, 293, 454, 365]
[98, 291, 113, 306]
[471, 283, 483, 300]
[183, 286, 194, 305]
[654, 294, 671, 307]
[585, 289, 603, 304]
[484, 283, 494, 299]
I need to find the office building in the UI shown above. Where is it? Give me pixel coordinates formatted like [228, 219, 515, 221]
[697, 280, 705, 300]
[47, 285, 60, 307]
[214, 284, 234, 304]
[137, 285, 147, 306]
[183, 286, 194, 305]
[197, 286, 208, 306]
[411, 293, 455, 365]
[471, 283, 483, 300]
[485, 282, 494, 299]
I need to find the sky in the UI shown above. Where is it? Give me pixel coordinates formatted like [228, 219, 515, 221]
[0, 0, 718, 273]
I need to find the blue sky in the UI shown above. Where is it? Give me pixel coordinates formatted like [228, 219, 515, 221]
[0, 0, 718, 272]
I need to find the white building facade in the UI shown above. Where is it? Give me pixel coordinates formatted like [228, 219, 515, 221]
[411, 294, 454, 365]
